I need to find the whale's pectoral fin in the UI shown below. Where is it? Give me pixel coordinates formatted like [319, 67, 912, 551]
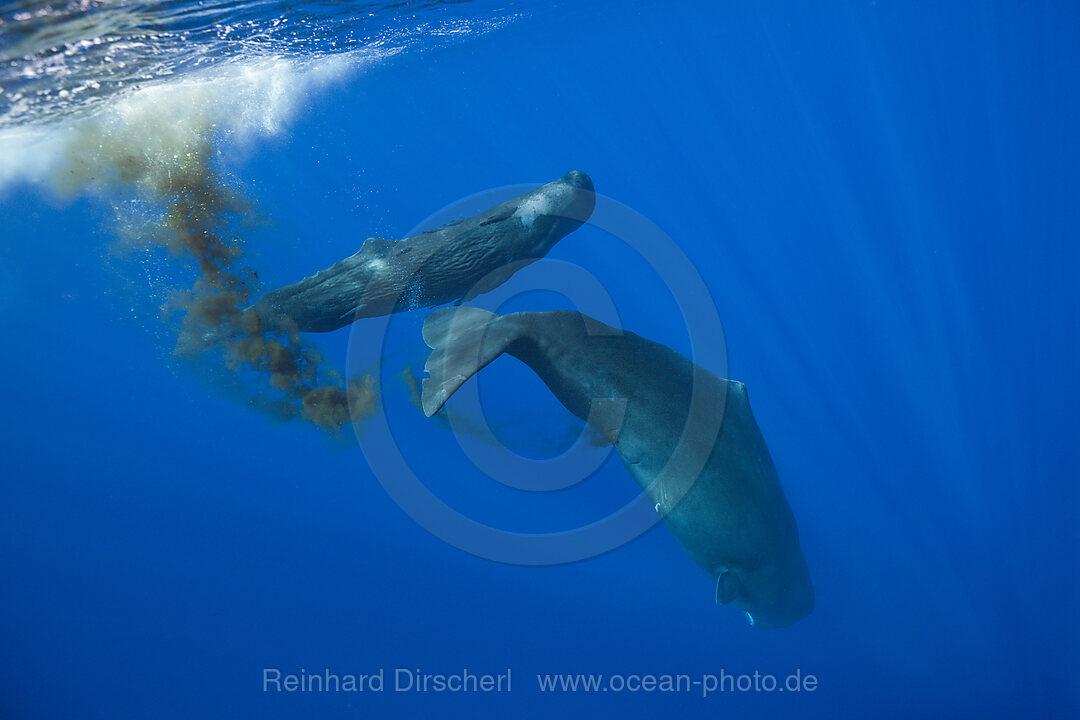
[716, 571, 741, 605]
[479, 206, 516, 226]
[421, 307, 518, 417]
[358, 236, 395, 255]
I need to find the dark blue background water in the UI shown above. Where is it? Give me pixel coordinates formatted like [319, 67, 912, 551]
[1, 1, 1077, 717]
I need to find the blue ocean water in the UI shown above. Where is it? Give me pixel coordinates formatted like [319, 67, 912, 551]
[1, 0, 1077, 717]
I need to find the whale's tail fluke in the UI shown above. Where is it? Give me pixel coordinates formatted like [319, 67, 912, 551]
[421, 306, 519, 417]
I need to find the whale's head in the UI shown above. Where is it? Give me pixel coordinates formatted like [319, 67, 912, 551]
[718, 548, 815, 629]
[510, 170, 596, 251]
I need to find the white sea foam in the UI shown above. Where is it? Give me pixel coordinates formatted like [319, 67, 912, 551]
[0, 52, 366, 193]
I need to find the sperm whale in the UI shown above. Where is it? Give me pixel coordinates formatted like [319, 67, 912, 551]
[421, 307, 814, 628]
[255, 171, 595, 332]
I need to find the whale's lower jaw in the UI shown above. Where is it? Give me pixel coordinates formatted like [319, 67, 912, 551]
[513, 193, 555, 228]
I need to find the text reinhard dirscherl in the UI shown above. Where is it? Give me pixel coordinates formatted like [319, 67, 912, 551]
[262, 668, 819, 697]
[263, 668, 511, 694]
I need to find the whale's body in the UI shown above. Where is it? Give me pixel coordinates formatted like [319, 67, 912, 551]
[421, 308, 814, 628]
[255, 171, 595, 332]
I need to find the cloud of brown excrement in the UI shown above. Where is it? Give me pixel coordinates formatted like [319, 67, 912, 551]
[40, 58, 378, 436]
